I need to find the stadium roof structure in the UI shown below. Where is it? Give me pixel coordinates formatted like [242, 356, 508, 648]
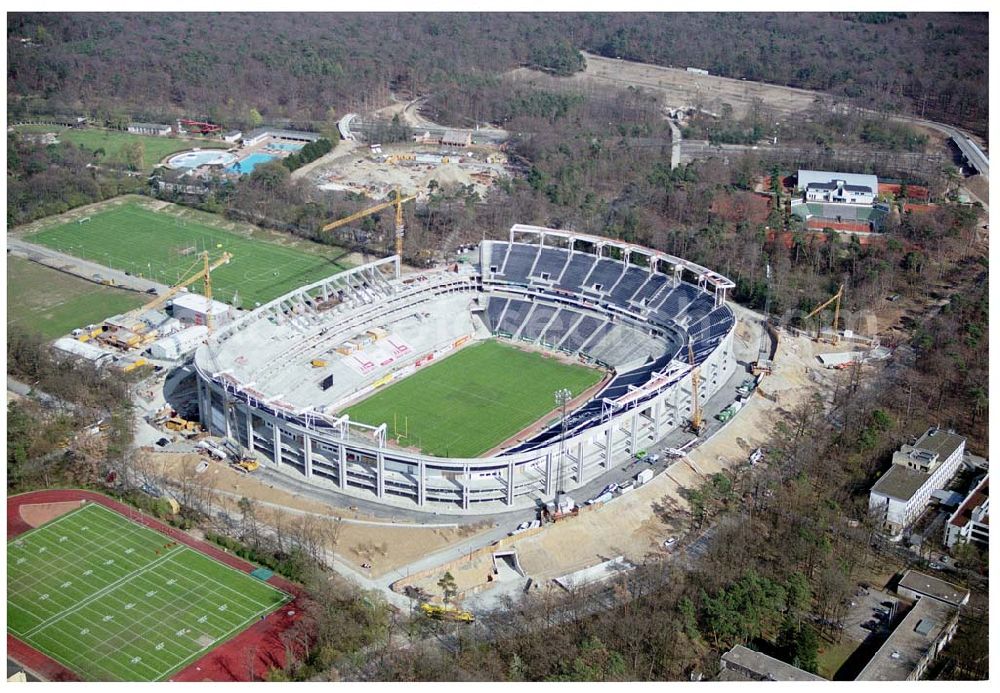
[798, 169, 878, 194]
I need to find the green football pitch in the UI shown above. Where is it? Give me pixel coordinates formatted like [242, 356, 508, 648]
[7, 503, 289, 682]
[343, 340, 604, 457]
[27, 203, 348, 307]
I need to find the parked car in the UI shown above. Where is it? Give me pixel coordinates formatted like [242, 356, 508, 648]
[929, 562, 945, 571]
[663, 537, 678, 548]
[155, 437, 170, 447]
[601, 482, 620, 496]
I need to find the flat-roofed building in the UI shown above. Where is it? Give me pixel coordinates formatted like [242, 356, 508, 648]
[856, 595, 959, 681]
[718, 645, 824, 682]
[869, 428, 966, 536]
[897, 570, 970, 608]
[242, 127, 320, 147]
[127, 122, 172, 137]
[170, 292, 233, 327]
[944, 474, 988, 549]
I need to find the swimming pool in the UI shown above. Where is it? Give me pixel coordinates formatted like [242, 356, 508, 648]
[167, 149, 238, 169]
[226, 153, 277, 175]
[267, 141, 306, 152]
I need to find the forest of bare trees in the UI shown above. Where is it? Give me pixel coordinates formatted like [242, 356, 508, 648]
[7, 13, 988, 133]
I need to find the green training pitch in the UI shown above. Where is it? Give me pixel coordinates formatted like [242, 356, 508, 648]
[27, 202, 348, 307]
[7, 503, 289, 682]
[343, 339, 604, 458]
[7, 256, 147, 340]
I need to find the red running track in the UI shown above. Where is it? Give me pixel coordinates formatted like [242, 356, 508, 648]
[7, 489, 309, 682]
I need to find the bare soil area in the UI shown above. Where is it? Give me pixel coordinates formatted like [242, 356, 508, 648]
[148, 452, 491, 577]
[19, 501, 83, 528]
[509, 52, 821, 120]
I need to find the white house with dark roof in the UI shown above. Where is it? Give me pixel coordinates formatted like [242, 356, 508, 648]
[798, 169, 878, 205]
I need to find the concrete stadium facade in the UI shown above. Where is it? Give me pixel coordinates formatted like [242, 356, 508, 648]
[193, 225, 738, 514]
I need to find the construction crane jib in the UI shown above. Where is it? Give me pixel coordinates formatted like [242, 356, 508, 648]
[803, 283, 844, 344]
[321, 187, 416, 260]
[125, 250, 232, 333]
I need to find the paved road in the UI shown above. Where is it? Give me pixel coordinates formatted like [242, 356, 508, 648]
[7, 237, 171, 295]
[889, 114, 989, 178]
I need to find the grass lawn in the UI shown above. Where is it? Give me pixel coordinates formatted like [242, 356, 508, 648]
[816, 636, 859, 680]
[7, 256, 148, 339]
[27, 201, 349, 307]
[14, 125, 228, 169]
[7, 503, 289, 682]
[343, 339, 603, 457]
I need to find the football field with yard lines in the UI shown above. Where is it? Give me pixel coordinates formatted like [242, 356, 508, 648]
[7, 503, 289, 681]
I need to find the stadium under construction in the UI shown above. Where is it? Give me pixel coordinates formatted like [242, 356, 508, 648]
[193, 225, 738, 514]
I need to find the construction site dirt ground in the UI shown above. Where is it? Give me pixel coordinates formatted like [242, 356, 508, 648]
[400, 328, 843, 599]
[148, 452, 492, 578]
[508, 52, 820, 120]
[303, 141, 510, 202]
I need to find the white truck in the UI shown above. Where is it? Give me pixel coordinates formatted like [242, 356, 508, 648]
[635, 468, 654, 485]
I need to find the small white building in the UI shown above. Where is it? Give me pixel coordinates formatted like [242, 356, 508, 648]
[869, 428, 966, 536]
[944, 474, 988, 549]
[170, 292, 233, 327]
[148, 325, 209, 360]
[222, 130, 243, 143]
[128, 122, 172, 137]
[53, 337, 112, 362]
[798, 169, 878, 205]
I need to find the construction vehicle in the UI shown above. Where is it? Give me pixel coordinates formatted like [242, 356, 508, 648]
[751, 359, 773, 376]
[686, 341, 705, 435]
[107, 250, 232, 340]
[321, 187, 416, 260]
[231, 458, 260, 473]
[716, 402, 743, 423]
[419, 602, 475, 623]
[122, 358, 148, 373]
[310, 359, 328, 368]
[735, 378, 757, 398]
[165, 417, 200, 434]
[804, 283, 844, 344]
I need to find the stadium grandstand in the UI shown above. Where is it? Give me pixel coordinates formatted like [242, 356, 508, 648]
[193, 225, 738, 514]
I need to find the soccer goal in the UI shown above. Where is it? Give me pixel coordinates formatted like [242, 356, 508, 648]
[77, 216, 91, 224]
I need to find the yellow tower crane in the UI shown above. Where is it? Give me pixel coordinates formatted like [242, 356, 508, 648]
[687, 341, 705, 435]
[321, 187, 416, 260]
[117, 251, 233, 335]
[803, 283, 844, 344]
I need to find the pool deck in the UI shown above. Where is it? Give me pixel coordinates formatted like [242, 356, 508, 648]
[161, 135, 313, 175]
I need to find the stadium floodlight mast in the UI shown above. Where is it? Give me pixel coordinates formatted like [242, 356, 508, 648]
[554, 388, 573, 493]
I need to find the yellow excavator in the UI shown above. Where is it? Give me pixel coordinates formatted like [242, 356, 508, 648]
[419, 602, 475, 623]
[321, 187, 416, 259]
